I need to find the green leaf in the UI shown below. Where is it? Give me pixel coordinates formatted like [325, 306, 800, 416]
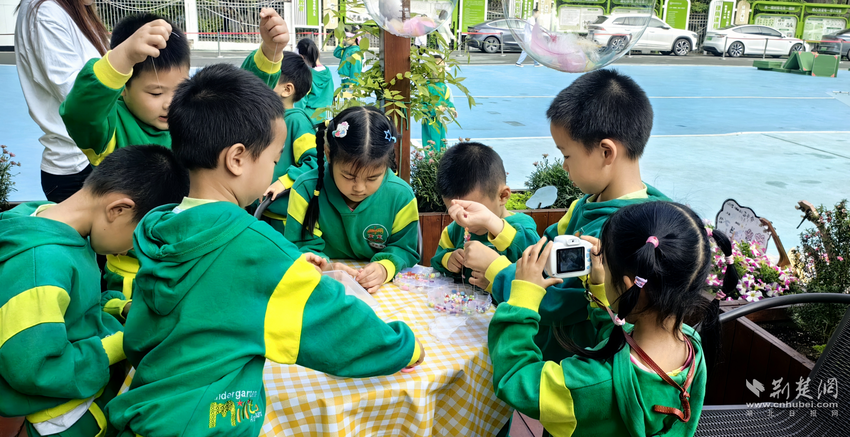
[334, 27, 344, 43]
[404, 71, 412, 78]
[359, 37, 370, 51]
[323, 13, 330, 26]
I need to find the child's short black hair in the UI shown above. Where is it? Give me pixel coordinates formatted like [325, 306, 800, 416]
[437, 142, 506, 200]
[168, 63, 284, 170]
[546, 69, 652, 160]
[279, 52, 312, 102]
[110, 13, 190, 84]
[84, 145, 189, 221]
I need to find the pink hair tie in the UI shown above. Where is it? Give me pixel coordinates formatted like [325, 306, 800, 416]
[715, 291, 726, 300]
[646, 236, 659, 248]
[706, 228, 713, 237]
[613, 316, 626, 326]
[634, 276, 648, 288]
[726, 255, 735, 265]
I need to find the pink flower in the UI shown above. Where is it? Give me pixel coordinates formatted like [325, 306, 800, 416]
[8, 153, 14, 157]
[542, 153, 549, 158]
[533, 162, 539, 166]
[839, 256, 845, 262]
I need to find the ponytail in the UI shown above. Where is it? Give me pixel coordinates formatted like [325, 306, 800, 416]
[698, 228, 739, 371]
[302, 123, 327, 240]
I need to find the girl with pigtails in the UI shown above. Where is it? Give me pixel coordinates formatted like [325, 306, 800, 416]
[284, 106, 420, 293]
[488, 201, 739, 436]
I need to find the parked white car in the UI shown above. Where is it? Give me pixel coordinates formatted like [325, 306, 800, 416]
[703, 25, 806, 57]
[587, 15, 699, 56]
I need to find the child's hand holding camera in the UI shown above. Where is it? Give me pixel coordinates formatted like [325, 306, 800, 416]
[259, 8, 289, 62]
[516, 237, 563, 290]
[110, 19, 172, 74]
[580, 235, 605, 285]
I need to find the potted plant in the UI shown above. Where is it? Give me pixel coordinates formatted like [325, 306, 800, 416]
[0, 145, 20, 212]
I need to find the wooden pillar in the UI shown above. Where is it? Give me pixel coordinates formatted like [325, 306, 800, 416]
[381, 30, 411, 182]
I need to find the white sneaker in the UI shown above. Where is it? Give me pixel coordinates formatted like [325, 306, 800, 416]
[515, 63, 523, 67]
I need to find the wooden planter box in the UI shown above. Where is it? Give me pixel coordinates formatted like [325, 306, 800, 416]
[705, 303, 815, 405]
[418, 209, 568, 267]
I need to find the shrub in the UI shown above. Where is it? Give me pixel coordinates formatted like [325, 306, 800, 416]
[524, 154, 583, 209]
[0, 145, 20, 211]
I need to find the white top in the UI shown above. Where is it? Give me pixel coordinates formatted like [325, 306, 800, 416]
[15, 0, 102, 175]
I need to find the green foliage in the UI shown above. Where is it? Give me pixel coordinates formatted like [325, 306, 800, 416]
[410, 144, 447, 213]
[524, 155, 583, 209]
[789, 200, 850, 344]
[0, 145, 20, 211]
[506, 191, 533, 211]
[319, 0, 476, 127]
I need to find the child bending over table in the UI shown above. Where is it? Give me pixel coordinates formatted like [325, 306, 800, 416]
[104, 59, 425, 436]
[489, 201, 737, 436]
[280, 106, 421, 294]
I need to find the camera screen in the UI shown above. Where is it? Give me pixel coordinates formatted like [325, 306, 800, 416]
[556, 247, 585, 274]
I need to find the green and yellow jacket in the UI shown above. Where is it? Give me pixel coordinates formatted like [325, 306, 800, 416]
[333, 44, 362, 85]
[431, 212, 538, 280]
[484, 184, 669, 360]
[104, 199, 421, 437]
[489, 280, 705, 436]
[0, 202, 126, 426]
[285, 164, 420, 281]
[296, 66, 334, 124]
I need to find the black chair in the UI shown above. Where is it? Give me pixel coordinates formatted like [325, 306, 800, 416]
[696, 293, 850, 436]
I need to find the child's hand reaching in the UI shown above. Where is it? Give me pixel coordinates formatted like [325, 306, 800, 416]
[264, 180, 286, 201]
[110, 19, 172, 74]
[259, 8, 288, 62]
[446, 249, 465, 273]
[462, 240, 500, 274]
[580, 235, 605, 285]
[356, 262, 388, 294]
[448, 200, 503, 236]
[516, 237, 563, 290]
[304, 253, 328, 273]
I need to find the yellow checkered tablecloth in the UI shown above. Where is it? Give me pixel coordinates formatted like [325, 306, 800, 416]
[261, 261, 512, 436]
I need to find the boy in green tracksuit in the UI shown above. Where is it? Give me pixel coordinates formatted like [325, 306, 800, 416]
[334, 32, 362, 89]
[0, 146, 189, 437]
[104, 62, 425, 437]
[59, 12, 284, 298]
[260, 53, 318, 234]
[460, 70, 669, 362]
[421, 55, 456, 151]
[430, 142, 538, 280]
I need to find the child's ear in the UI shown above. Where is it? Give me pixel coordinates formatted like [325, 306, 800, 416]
[498, 185, 511, 206]
[599, 139, 618, 166]
[279, 82, 295, 98]
[105, 197, 136, 223]
[223, 143, 249, 176]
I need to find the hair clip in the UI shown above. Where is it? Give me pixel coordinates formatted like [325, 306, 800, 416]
[384, 130, 396, 143]
[715, 291, 726, 301]
[726, 255, 735, 265]
[313, 190, 321, 197]
[646, 236, 659, 248]
[613, 315, 626, 326]
[333, 122, 349, 138]
[706, 227, 713, 237]
[634, 276, 648, 289]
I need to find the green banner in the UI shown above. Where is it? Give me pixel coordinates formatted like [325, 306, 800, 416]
[709, 0, 735, 30]
[665, 0, 690, 29]
[461, 0, 487, 29]
[307, 0, 318, 26]
[755, 4, 800, 13]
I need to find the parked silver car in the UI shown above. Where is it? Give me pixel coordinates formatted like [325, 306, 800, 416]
[703, 25, 806, 57]
[466, 19, 521, 53]
[587, 15, 699, 56]
[816, 28, 850, 60]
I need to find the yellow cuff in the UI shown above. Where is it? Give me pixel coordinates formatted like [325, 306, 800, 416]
[103, 298, 131, 322]
[506, 280, 547, 312]
[488, 219, 517, 252]
[100, 332, 126, 366]
[441, 251, 453, 270]
[279, 173, 296, 189]
[484, 256, 512, 288]
[255, 46, 282, 75]
[407, 340, 422, 367]
[376, 259, 397, 284]
[95, 52, 132, 90]
[588, 281, 609, 309]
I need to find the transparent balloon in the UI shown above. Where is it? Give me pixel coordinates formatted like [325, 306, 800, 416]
[364, 0, 458, 38]
[503, 1, 656, 73]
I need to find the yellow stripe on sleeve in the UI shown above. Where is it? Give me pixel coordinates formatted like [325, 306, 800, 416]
[505, 280, 546, 312]
[94, 53, 132, 89]
[81, 132, 119, 166]
[539, 361, 578, 436]
[278, 174, 296, 189]
[264, 256, 322, 364]
[441, 251, 453, 269]
[407, 341, 422, 367]
[292, 133, 317, 162]
[392, 199, 419, 234]
[100, 332, 126, 365]
[375, 259, 396, 284]
[556, 201, 580, 236]
[288, 189, 322, 237]
[438, 227, 454, 249]
[106, 254, 139, 298]
[0, 286, 70, 349]
[489, 219, 517, 252]
[254, 46, 282, 75]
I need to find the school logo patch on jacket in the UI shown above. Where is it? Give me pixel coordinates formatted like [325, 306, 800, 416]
[363, 224, 388, 249]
